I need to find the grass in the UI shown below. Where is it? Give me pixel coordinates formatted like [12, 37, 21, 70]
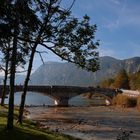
[0, 106, 79, 140]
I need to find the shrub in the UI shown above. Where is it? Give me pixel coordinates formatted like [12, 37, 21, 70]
[137, 96, 140, 110]
[127, 97, 137, 107]
[112, 94, 137, 107]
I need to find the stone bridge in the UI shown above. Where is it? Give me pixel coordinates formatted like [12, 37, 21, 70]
[0, 85, 119, 106]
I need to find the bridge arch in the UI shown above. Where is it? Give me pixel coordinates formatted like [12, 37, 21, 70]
[0, 85, 118, 106]
[14, 86, 98, 106]
[90, 93, 113, 105]
[69, 91, 113, 106]
[13, 91, 56, 106]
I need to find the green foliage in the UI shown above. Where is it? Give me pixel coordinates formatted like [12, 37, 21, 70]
[1, 0, 100, 127]
[0, 127, 76, 140]
[112, 94, 137, 107]
[0, 106, 77, 140]
[0, 0, 39, 66]
[0, 0, 100, 78]
[1, 0, 100, 72]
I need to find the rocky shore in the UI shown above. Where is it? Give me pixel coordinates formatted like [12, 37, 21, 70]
[26, 106, 140, 140]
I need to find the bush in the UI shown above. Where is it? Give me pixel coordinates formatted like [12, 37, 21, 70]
[128, 97, 137, 107]
[137, 96, 140, 110]
[112, 94, 137, 107]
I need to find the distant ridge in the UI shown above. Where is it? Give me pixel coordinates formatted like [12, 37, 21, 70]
[29, 56, 140, 86]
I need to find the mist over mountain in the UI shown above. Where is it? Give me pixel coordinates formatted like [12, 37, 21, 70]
[29, 56, 140, 86]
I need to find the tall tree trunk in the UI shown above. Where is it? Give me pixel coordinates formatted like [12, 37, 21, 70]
[18, 22, 45, 124]
[18, 46, 37, 124]
[18, 13, 47, 124]
[6, 35, 17, 130]
[1, 52, 9, 106]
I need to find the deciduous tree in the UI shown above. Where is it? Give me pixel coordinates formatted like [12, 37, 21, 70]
[18, 0, 100, 124]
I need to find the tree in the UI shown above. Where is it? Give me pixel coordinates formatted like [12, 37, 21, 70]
[0, 0, 39, 129]
[0, 0, 15, 129]
[0, 0, 100, 126]
[18, 0, 100, 124]
[113, 69, 130, 89]
[0, 42, 27, 106]
[0, 43, 10, 106]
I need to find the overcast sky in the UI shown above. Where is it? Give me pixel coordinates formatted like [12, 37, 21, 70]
[1, 0, 140, 75]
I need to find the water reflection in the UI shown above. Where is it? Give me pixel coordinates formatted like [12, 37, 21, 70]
[4, 92, 106, 106]
[5, 92, 54, 106]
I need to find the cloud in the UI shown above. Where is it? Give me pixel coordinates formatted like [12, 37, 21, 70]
[103, 0, 126, 30]
[109, 0, 121, 5]
[103, 19, 120, 31]
[103, 0, 140, 31]
[75, 0, 96, 12]
[0, 71, 4, 76]
[98, 48, 115, 57]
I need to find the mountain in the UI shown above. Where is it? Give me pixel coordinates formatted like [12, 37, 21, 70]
[29, 56, 140, 86]
[15, 75, 25, 84]
[0, 75, 25, 85]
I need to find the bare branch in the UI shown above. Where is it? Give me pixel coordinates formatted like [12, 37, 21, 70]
[0, 65, 5, 71]
[39, 52, 45, 65]
[36, 50, 48, 54]
[68, 0, 76, 12]
[16, 70, 28, 73]
[39, 42, 86, 68]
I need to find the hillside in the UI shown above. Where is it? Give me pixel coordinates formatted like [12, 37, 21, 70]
[29, 56, 140, 86]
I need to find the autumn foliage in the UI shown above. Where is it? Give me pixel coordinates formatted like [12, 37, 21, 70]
[100, 69, 140, 90]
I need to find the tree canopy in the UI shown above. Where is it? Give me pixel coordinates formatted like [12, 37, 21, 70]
[0, 0, 100, 129]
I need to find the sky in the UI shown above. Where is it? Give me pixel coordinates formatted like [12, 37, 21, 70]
[33, 0, 140, 70]
[72, 0, 140, 58]
[1, 0, 140, 76]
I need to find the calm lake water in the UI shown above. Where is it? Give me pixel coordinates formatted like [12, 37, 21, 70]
[4, 92, 105, 106]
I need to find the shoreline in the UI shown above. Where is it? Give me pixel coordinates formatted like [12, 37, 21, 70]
[25, 106, 140, 140]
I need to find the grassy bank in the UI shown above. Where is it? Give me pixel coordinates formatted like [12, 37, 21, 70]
[0, 106, 79, 140]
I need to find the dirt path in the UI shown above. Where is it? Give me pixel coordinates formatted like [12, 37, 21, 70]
[27, 106, 140, 140]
